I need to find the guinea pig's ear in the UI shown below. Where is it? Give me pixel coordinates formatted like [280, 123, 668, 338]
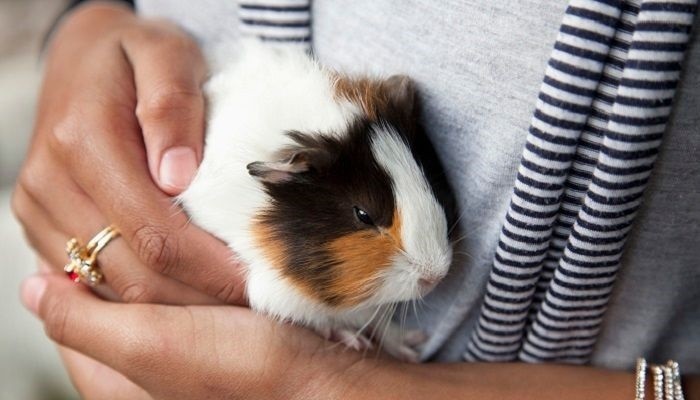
[247, 152, 312, 184]
[383, 75, 416, 113]
[248, 132, 336, 184]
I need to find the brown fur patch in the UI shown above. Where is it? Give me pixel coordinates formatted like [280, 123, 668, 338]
[333, 76, 388, 121]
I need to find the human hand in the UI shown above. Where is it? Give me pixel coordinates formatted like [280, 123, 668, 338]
[12, 3, 246, 305]
[26, 270, 692, 400]
[21, 272, 369, 400]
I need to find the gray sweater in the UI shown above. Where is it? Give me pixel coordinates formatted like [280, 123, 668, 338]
[137, 0, 700, 372]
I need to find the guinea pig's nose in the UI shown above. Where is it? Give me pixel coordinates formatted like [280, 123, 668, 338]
[418, 276, 440, 293]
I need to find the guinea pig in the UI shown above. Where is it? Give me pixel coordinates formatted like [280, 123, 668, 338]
[179, 42, 454, 361]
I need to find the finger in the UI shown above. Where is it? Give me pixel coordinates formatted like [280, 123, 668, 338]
[58, 346, 152, 400]
[24, 274, 336, 396]
[38, 260, 53, 273]
[64, 145, 247, 304]
[23, 273, 202, 388]
[13, 183, 220, 305]
[46, 37, 246, 305]
[11, 184, 80, 271]
[123, 22, 208, 195]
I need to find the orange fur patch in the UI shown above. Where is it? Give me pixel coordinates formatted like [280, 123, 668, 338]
[324, 209, 403, 307]
[252, 218, 339, 305]
[251, 220, 288, 271]
[252, 210, 405, 309]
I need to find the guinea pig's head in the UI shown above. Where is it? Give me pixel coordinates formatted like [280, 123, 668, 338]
[248, 75, 453, 310]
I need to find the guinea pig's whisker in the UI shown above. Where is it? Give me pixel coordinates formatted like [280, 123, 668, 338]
[354, 305, 383, 343]
[400, 302, 409, 343]
[450, 232, 472, 247]
[375, 302, 397, 359]
[324, 338, 346, 352]
[168, 200, 191, 221]
[371, 316, 388, 358]
[411, 291, 429, 315]
[453, 250, 475, 262]
[411, 298, 423, 326]
[369, 305, 388, 342]
[397, 248, 411, 259]
[167, 200, 197, 230]
[448, 208, 468, 237]
[171, 195, 185, 207]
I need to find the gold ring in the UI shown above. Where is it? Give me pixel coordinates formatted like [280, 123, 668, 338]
[64, 225, 121, 286]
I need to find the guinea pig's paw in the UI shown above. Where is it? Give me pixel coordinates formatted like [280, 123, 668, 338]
[380, 338, 421, 363]
[403, 329, 428, 347]
[379, 327, 427, 363]
[329, 328, 375, 352]
[397, 344, 421, 363]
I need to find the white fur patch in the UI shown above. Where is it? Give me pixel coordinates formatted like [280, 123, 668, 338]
[369, 125, 453, 303]
[179, 42, 361, 327]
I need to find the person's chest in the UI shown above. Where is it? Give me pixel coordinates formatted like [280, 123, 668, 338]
[136, 0, 569, 210]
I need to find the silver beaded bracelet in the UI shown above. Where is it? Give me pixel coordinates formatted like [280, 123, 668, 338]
[635, 358, 685, 400]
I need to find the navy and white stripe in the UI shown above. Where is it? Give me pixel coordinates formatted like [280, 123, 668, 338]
[530, 0, 642, 321]
[238, 0, 311, 51]
[521, 0, 697, 363]
[465, 0, 625, 362]
[466, 0, 697, 363]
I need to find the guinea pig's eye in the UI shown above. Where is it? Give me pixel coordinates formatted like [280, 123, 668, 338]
[353, 206, 375, 226]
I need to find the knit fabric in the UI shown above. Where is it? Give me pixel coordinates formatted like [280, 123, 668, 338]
[238, 0, 311, 52]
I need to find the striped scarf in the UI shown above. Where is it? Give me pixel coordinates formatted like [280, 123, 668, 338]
[238, 0, 698, 364]
[466, 0, 697, 364]
[238, 0, 311, 52]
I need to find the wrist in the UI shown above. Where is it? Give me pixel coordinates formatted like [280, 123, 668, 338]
[294, 353, 410, 400]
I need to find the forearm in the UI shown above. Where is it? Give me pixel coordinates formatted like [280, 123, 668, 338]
[321, 357, 700, 400]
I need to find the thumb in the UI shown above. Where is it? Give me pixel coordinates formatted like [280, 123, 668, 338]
[123, 23, 208, 195]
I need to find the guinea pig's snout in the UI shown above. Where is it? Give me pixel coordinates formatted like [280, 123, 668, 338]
[418, 277, 439, 293]
[418, 273, 445, 295]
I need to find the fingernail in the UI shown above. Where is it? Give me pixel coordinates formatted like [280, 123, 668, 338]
[159, 146, 198, 192]
[20, 275, 48, 315]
